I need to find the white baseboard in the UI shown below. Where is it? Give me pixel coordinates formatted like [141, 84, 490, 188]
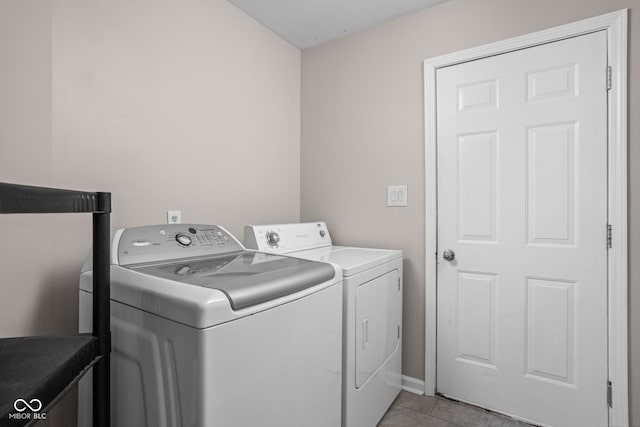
[401, 375, 425, 395]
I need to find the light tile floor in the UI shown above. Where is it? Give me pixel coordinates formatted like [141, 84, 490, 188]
[377, 391, 536, 427]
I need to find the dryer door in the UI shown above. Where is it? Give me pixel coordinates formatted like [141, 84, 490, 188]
[355, 269, 401, 388]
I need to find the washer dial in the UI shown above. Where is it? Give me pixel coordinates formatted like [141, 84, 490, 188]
[175, 233, 192, 247]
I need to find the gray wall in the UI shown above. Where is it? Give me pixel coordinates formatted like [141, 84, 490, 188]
[0, 0, 300, 425]
[300, 0, 639, 423]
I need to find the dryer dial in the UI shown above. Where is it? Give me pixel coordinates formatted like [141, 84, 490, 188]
[266, 231, 280, 247]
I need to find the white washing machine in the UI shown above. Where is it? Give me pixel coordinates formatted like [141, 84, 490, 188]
[78, 224, 343, 427]
[245, 222, 402, 427]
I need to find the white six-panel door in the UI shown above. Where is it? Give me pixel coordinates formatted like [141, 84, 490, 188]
[436, 31, 608, 426]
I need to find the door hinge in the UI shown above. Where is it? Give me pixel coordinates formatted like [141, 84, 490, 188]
[398, 325, 400, 339]
[607, 224, 612, 248]
[607, 66, 612, 90]
[607, 380, 613, 407]
[398, 277, 401, 291]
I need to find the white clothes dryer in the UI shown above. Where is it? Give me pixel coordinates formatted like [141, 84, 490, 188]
[245, 222, 403, 427]
[78, 224, 343, 427]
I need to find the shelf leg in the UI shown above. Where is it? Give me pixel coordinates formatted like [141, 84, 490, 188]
[93, 193, 111, 427]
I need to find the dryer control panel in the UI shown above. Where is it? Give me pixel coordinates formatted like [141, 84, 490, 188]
[244, 222, 332, 254]
[117, 224, 244, 266]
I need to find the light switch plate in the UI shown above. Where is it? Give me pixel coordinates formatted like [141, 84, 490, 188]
[387, 185, 408, 207]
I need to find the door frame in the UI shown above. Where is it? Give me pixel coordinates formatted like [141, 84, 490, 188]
[423, 9, 628, 425]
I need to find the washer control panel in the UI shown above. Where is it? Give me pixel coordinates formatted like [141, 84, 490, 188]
[118, 224, 244, 266]
[244, 222, 332, 254]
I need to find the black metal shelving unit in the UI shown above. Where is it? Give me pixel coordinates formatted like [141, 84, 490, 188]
[0, 183, 111, 427]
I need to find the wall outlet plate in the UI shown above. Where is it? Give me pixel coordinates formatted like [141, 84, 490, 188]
[167, 210, 181, 224]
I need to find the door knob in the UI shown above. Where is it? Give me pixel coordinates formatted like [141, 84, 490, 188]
[443, 249, 455, 261]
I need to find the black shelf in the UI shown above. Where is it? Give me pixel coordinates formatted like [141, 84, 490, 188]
[0, 183, 111, 427]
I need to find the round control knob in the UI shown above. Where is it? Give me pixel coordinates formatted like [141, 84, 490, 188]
[175, 233, 192, 247]
[266, 231, 280, 247]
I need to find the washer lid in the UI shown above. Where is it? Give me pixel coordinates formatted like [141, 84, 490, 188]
[128, 251, 336, 310]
